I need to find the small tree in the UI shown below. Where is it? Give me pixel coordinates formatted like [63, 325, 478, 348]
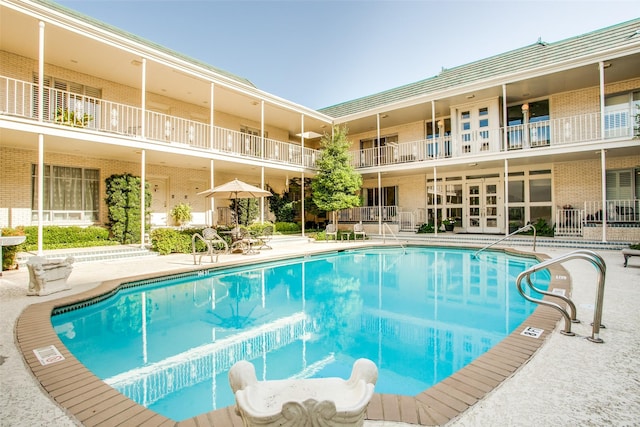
[105, 173, 151, 244]
[311, 126, 362, 226]
[231, 198, 260, 226]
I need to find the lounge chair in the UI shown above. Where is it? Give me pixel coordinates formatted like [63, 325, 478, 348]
[353, 223, 366, 240]
[325, 223, 338, 241]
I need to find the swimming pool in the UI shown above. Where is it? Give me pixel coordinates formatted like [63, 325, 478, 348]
[51, 246, 549, 421]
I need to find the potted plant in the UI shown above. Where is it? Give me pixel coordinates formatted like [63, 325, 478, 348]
[442, 217, 456, 232]
[54, 107, 93, 127]
[170, 202, 192, 226]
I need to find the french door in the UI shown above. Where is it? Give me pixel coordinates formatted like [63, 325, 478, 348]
[466, 179, 502, 233]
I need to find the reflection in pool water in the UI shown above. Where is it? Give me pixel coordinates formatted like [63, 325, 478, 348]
[51, 247, 548, 421]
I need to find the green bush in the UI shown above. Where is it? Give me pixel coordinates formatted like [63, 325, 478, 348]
[1, 227, 25, 271]
[417, 223, 435, 233]
[524, 218, 555, 237]
[19, 225, 116, 251]
[105, 173, 151, 244]
[274, 222, 300, 234]
[150, 227, 208, 255]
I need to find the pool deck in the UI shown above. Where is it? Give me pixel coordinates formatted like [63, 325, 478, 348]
[1, 237, 639, 426]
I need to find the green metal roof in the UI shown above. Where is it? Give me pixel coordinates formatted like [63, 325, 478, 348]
[319, 18, 640, 118]
[36, 0, 256, 88]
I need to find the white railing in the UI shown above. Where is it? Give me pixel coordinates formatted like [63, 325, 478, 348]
[398, 211, 415, 231]
[3, 76, 636, 172]
[0, 76, 319, 168]
[555, 208, 584, 236]
[337, 206, 397, 222]
[584, 199, 639, 223]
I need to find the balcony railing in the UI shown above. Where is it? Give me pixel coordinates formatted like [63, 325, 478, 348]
[3, 76, 638, 172]
[351, 109, 637, 169]
[0, 76, 319, 168]
[337, 206, 398, 222]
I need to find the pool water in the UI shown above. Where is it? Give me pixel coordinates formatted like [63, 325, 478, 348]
[51, 247, 549, 421]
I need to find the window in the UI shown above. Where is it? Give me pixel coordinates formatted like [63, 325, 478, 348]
[32, 165, 99, 222]
[605, 91, 640, 138]
[33, 74, 102, 127]
[364, 186, 397, 207]
[529, 178, 551, 202]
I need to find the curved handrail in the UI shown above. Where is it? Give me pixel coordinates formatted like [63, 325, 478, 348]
[516, 249, 606, 342]
[473, 224, 536, 258]
[382, 223, 405, 254]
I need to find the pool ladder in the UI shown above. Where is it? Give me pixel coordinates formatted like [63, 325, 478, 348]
[516, 249, 607, 343]
[382, 223, 406, 253]
[473, 224, 536, 258]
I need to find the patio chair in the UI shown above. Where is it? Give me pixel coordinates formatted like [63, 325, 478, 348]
[256, 225, 273, 250]
[231, 228, 259, 254]
[353, 223, 366, 240]
[192, 228, 228, 264]
[325, 223, 338, 241]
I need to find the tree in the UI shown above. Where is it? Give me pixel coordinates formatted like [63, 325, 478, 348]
[311, 126, 362, 225]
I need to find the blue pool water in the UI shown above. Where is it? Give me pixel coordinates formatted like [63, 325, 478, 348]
[51, 247, 549, 421]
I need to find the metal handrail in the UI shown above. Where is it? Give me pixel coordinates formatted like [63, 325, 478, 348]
[473, 224, 536, 258]
[382, 223, 405, 253]
[516, 249, 606, 343]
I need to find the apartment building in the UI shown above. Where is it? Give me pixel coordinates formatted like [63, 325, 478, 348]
[1, 0, 639, 243]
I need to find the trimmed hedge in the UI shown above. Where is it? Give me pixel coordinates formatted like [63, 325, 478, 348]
[274, 222, 300, 234]
[150, 228, 207, 255]
[20, 225, 117, 251]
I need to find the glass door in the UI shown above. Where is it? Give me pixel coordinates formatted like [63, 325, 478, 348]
[466, 179, 502, 233]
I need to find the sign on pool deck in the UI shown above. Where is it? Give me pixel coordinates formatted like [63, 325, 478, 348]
[33, 345, 65, 366]
[521, 326, 544, 338]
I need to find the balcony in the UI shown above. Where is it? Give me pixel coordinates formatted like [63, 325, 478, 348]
[0, 76, 320, 169]
[350, 110, 638, 169]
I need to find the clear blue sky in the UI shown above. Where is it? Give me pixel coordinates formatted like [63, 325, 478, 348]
[56, 0, 639, 110]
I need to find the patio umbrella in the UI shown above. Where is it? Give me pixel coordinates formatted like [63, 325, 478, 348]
[198, 178, 272, 225]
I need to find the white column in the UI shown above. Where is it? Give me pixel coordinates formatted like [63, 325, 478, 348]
[431, 100, 436, 157]
[38, 22, 45, 122]
[210, 82, 215, 150]
[261, 167, 265, 223]
[210, 159, 215, 225]
[140, 149, 146, 248]
[209, 83, 215, 225]
[37, 135, 44, 255]
[301, 114, 306, 234]
[601, 149, 607, 242]
[599, 62, 606, 141]
[141, 58, 147, 136]
[502, 84, 508, 151]
[504, 159, 509, 236]
[37, 21, 45, 255]
[377, 113, 382, 233]
[433, 166, 438, 235]
[375, 171, 381, 234]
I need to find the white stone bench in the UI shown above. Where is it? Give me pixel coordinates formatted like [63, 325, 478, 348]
[622, 248, 640, 267]
[229, 358, 377, 427]
[26, 256, 74, 296]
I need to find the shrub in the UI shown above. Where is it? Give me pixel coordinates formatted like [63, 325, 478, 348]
[274, 222, 300, 234]
[525, 218, 555, 237]
[150, 227, 208, 255]
[20, 225, 116, 251]
[105, 173, 151, 244]
[1, 227, 25, 271]
[417, 223, 435, 233]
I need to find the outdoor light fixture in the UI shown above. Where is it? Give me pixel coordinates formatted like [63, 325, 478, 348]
[521, 103, 530, 113]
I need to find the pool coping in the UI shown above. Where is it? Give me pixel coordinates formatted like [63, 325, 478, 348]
[14, 245, 569, 426]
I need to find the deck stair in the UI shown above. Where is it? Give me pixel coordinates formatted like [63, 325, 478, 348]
[17, 245, 158, 266]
